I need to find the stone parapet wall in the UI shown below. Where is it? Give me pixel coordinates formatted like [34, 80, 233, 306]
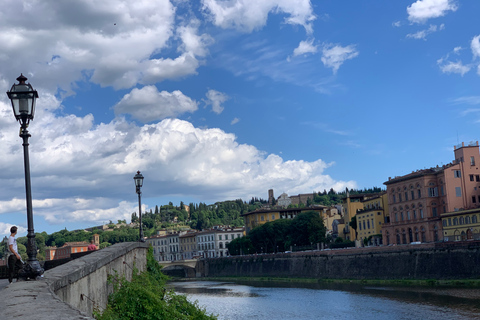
[203, 242, 480, 280]
[0, 242, 148, 320]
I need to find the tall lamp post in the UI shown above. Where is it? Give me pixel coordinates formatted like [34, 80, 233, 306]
[134, 171, 145, 242]
[6, 74, 44, 279]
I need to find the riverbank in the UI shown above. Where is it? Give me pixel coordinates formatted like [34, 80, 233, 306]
[196, 276, 480, 287]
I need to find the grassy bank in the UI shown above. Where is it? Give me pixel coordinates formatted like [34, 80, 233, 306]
[194, 276, 480, 287]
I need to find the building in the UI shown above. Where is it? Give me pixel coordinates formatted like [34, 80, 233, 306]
[45, 241, 90, 261]
[340, 192, 367, 241]
[241, 206, 328, 233]
[179, 231, 197, 260]
[356, 193, 388, 245]
[277, 193, 291, 207]
[383, 141, 480, 245]
[442, 208, 480, 241]
[146, 234, 169, 261]
[289, 193, 316, 206]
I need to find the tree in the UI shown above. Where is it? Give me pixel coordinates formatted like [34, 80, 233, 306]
[349, 216, 358, 239]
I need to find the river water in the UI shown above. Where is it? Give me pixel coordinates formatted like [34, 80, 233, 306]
[169, 280, 480, 320]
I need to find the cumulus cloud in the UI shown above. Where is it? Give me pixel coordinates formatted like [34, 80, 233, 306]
[114, 86, 198, 122]
[406, 24, 444, 40]
[0, 0, 210, 93]
[438, 61, 471, 76]
[202, 0, 316, 34]
[0, 222, 26, 237]
[407, 0, 457, 23]
[321, 44, 359, 74]
[0, 93, 355, 230]
[472, 35, 480, 59]
[289, 39, 318, 60]
[204, 89, 229, 114]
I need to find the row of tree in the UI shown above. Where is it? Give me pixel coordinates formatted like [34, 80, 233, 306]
[227, 211, 326, 255]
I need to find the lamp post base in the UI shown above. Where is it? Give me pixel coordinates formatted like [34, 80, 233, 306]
[19, 260, 44, 280]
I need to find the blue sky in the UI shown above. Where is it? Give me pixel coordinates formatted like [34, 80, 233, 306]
[0, 0, 479, 237]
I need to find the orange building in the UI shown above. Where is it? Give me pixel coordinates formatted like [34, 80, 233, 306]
[383, 141, 480, 245]
[45, 241, 90, 261]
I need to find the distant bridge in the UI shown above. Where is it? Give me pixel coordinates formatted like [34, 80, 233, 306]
[159, 259, 200, 278]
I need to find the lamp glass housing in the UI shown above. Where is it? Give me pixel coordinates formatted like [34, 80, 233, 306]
[7, 78, 38, 122]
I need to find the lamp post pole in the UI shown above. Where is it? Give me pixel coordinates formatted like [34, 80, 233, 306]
[134, 171, 145, 242]
[7, 74, 43, 279]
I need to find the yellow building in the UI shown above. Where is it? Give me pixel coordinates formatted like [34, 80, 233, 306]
[341, 193, 364, 240]
[356, 193, 389, 245]
[441, 208, 480, 241]
[242, 206, 327, 233]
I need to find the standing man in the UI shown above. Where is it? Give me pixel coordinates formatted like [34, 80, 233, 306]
[87, 239, 97, 251]
[8, 226, 23, 283]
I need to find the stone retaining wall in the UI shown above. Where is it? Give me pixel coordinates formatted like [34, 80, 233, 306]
[0, 242, 148, 320]
[203, 242, 480, 280]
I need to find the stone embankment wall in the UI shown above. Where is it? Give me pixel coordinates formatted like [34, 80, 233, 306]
[0, 242, 148, 320]
[202, 242, 480, 280]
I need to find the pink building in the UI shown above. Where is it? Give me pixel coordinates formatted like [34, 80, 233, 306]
[382, 141, 480, 245]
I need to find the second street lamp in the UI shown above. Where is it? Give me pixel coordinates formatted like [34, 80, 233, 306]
[6, 74, 44, 280]
[134, 171, 145, 242]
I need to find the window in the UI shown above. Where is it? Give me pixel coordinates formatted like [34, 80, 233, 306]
[359, 222, 362, 230]
[219, 235, 222, 240]
[261, 215, 264, 221]
[405, 192, 408, 201]
[393, 195, 396, 203]
[460, 217, 465, 225]
[477, 175, 480, 182]
[455, 187, 462, 197]
[401, 212, 404, 221]
[473, 196, 477, 204]
[448, 218, 452, 226]
[272, 214, 275, 220]
[363, 221, 366, 230]
[443, 220, 447, 227]
[471, 174, 475, 181]
[471, 156, 475, 166]
[420, 209, 424, 218]
[407, 211, 411, 220]
[454, 170, 461, 178]
[441, 186, 445, 196]
[399, 194, 402, 202]
[395, 213, 398, 222]
[432, 207, 437, 217]
[413, 210, 417, 219]
[411, 190, 415, 200]
[428, 187, 438, 197]
[367, 220, 370, 229]
[466, 216, 471, 224]
[418, 189, 421, 198]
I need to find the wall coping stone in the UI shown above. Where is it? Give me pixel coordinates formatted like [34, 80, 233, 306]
[0, 242, 148, 320]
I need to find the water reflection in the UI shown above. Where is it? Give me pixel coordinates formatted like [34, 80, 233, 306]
[169, 280, 480, 320]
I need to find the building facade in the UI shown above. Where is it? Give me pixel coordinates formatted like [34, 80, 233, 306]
[356, 193, 388, 245]
[382, 141, 480, 245]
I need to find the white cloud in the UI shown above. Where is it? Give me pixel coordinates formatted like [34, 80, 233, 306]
[231, 118, 240, 125]
[114, 86, 198, 122]
[453, 46, 462, 54]
[407, 0, 457, 23]
[204, 89, 229, 114]
[392, 21, 402, 27]
[406, 24, 444, 40]
[471, 35, 480, 59]
[0, 0, 210, 92]
[321, 44, 359, 74]
[0, 222, 26, 237]
[452, 96, 480, 105]
[439, 61, 471, 76]
[291, 39, 318, 58]
[201, 0, 316, 34]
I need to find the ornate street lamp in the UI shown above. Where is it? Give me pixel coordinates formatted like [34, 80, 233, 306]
[6, 74, 43, 279]
[134, 171, 145, 242]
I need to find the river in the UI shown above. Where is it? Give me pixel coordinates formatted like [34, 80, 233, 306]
[169, 280, 480, 320]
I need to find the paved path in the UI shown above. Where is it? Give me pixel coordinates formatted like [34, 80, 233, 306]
[0, 279, 9, 290]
